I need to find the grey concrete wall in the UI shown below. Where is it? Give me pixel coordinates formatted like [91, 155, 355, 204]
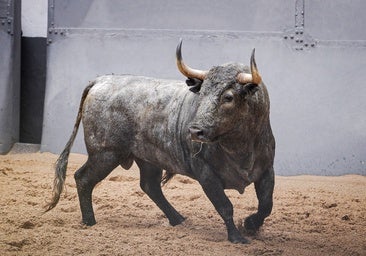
[41, 0, 366, 175]
[0, 0, 21, 154]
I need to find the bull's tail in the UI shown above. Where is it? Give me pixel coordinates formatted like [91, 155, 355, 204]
[44, 81, 95, 212]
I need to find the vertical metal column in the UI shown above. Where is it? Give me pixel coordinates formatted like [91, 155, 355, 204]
[0, 0, 21, 154]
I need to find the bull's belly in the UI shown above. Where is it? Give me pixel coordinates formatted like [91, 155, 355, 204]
[131, 140, 190, 175]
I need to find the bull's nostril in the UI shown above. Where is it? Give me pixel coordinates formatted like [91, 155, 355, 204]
[189, 126, 210, 142]
[189, 127, 204, 138]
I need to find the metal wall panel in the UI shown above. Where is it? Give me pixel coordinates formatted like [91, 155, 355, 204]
[42, 0, 366, 175]
[0, 0, 21, 154]
[50, 0, 293, 31]
[305, 0, 366, 41]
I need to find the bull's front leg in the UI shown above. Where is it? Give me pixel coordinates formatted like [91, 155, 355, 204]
[244, 167, 274, 233]
[196, 168, 249, 244]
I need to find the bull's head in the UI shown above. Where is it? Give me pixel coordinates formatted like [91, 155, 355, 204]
[176, 39, 266, 143]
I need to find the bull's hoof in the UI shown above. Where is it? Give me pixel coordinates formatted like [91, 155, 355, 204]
[169, 215, 186, 226]
[82, 218, 96, 226]
[244, 214, 263, 234]
[229, 234, 250, 244]
[228, 227, 250, 244]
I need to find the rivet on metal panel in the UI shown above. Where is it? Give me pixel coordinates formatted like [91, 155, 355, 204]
[295, 0, 305, 29]
[285, 0, 317, 51]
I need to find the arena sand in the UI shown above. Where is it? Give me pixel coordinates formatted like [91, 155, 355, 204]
[1, 152, 365, 255]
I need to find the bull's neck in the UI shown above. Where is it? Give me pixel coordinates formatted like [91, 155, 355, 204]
[218, 114, 269, 156]
[218, 131, 256, 155]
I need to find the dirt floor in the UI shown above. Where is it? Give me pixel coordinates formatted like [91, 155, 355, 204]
[0, 152, 365, 255]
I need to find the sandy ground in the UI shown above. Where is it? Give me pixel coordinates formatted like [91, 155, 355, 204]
[0, 152, 365, 255]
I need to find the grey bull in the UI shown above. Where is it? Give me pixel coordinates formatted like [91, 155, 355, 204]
[46, 40, 275, 244]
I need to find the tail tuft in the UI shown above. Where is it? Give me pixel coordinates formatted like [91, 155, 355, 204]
[44, 148, 70, 212]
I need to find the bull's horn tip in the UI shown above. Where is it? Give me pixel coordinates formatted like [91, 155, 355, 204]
[250, 48, 259, 70]
[251, 48, 256, 62]
[250, 48, 262, 84]
[176, 39, 183, 60]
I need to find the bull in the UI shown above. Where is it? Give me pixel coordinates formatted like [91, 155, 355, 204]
[45, 40, 275, 244]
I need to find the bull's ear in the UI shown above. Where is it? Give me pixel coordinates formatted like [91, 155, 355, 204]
[240, 83, 259, 97]
[186, 78, 203, 93]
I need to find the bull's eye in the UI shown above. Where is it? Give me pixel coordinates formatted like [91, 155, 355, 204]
[222, 93, 234, 103]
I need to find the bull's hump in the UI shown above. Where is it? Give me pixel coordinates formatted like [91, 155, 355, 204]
[89, 75, 190, 106]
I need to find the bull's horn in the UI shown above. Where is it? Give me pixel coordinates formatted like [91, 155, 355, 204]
[176, 39, 208, 80]
[237, 48, 262, 85]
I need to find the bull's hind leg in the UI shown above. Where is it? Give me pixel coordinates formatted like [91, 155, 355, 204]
[135, 159, 185, 226]
[74, 152, 120, 226]
[244, 167, 274, 233]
